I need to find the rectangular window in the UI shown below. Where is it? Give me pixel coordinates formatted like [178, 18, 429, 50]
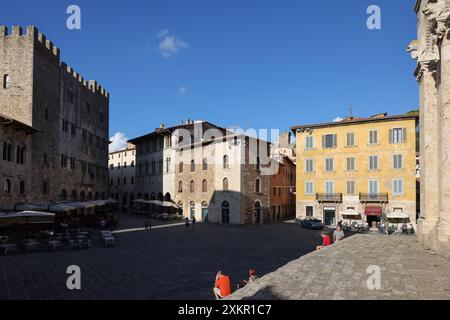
[346, 180, 356, 195]
[392, 179, 404, 195]
[322, 134, 337, 149]
[390, 128, 407, 144]
[369, 155, 379, 170]
[393, 154, 403, 169]
[325, 158, 334, 172]
[305, 159, 314, 173]
[369, 180, 379, 194]
[369, 130, 378, 145]
[346, 157, 355, 171]
[305, 136, 314, 149]
[325, 181, 334, 194]
[305, 181, 315, 195]
[346, 132, 355, 147]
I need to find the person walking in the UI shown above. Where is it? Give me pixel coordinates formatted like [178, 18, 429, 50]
[192, 216, 196, 232]
[185, 217, 190, 230]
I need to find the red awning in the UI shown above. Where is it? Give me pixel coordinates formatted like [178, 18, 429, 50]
[365, 206, 382, 216]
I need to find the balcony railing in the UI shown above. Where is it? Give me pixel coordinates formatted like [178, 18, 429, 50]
[316, 193, 343, 202]
[359, 193, 389, 203]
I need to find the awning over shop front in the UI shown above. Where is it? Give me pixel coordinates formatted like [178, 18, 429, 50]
[340, 209, 361, 216]
[386, 212, 410, 219]
[365, 206, 382, 216]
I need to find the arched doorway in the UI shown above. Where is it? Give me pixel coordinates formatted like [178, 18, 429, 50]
[254, 201, 261, 224]
[80, 191, 86, 201]
[189, 201, 195, 219]
[222, 201, 230, 224]
[164, 192, 171, 201]
[71, 190, 77, 200]
[87, 192, 93, 201]
[201, 201, 209, 222]
[178, 201, 183, 216]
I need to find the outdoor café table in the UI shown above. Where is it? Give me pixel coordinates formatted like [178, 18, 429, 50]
[47, 240, 63, 250]
[0, 243, 18, 255]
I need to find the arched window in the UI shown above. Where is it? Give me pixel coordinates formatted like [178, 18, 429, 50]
[151, 192, 156, 200]
[3, 178, 11, 194]
[223, 178, 229, 191]
[71, 190, 77, 200]
[191, 159, 195, 172]
[157, 192, 163, 201]
[254, 201, 262, 224]
[179, 161, 184, 173]
[2, 141, 12, 162]
[190, 180, 195, 193]
[3, 74, 10, 89]
[19, 180, 25, 194]
[223, 155, 229, 169]
[201, 201, 209, 222]
[202, 179, 207, 193]
[202, 158, 208, 171]
[164, 192, 171, 201]
[60, 189, 67, 201]
[80, 191, 86, 201]
[178, 201, 183, 215]
[178, 181, 183, 193]
[255, 178, 261, 193]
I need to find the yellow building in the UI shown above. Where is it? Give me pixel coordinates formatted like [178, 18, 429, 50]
[291, 113, 419, 228]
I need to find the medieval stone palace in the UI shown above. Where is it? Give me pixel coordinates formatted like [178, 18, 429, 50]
[409, 0, 450, 258]
[0, 26, 110, 210]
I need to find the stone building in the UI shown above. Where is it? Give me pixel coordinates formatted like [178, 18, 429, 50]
[130, 120, 291, 224]
[409, 0, 450, 257]
[0, 26, 109, 208]
[291, 113, 418, 227]
[0, 114, 37, 210]
[108, 143, 136, 209]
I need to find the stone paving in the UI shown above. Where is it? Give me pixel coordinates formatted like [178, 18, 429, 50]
[0, 222, 321, 300]
[228, 234, 450, 300]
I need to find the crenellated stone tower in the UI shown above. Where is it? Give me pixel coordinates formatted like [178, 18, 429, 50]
[409, 0, 450, 257]
[0, 26, 110, 204]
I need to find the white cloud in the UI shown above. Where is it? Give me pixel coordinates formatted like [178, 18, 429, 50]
[157, 29, 189, 58]
[333, 117, 344, 122]
[179, 85, 188, 94]
[109, 132, 129, 153]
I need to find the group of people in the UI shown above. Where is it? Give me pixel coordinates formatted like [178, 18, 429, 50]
[316, 225, 345, 251]
[213, 269, 257, 300]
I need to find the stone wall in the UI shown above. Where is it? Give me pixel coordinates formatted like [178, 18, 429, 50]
[0, 25, 109, 204]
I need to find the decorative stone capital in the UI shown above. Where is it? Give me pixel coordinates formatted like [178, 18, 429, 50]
[414, 59, 437, 82]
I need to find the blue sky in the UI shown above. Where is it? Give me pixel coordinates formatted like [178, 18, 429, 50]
[0, 0, 418, 143]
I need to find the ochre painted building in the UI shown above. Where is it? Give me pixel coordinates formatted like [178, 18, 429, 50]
[291, 113, 418, 227]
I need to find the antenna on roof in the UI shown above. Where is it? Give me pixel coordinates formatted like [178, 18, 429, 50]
[348, 104, 353, 118]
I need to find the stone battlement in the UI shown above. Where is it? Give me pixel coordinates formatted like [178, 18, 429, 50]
[0, 25, 109, 99]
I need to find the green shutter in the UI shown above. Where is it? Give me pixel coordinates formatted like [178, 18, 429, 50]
[322, 135, 326, 148]
[389, 129, 393, 144]
[333, 134, 337, 148]
[402, 128, 407, 143]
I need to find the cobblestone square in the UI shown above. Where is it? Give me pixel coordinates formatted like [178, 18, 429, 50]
[0, 221, 321, 300]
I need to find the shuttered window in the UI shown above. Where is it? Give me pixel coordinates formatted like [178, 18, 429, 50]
[389, 128, 407, 144]
[322, 134, 337, 149]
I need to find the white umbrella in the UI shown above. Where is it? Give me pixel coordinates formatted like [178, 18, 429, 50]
[48, 203, 77, 213]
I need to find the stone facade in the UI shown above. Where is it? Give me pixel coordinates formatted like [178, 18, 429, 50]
[108, 143, 136, 209]
[409, 0, 450, 258]
[0, 114, 36, 210]
[0, 26, 109, 206]
[292, 114, 418, 228]
[130, 120, 292, 225]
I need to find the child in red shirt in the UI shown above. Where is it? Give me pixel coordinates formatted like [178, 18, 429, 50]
[316, 232, 331, 251]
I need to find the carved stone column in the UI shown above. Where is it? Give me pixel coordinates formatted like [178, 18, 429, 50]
[437, 14, 450, 248]
[416, 60, 440, 245]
